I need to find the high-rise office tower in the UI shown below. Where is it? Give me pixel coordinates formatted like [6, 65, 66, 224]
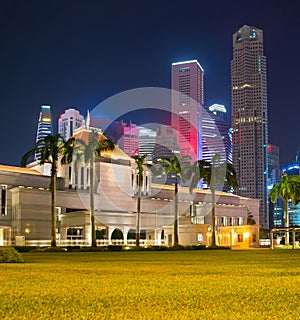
[171, 60, 204, 161]
[267, 145, 282, 228]
[58, 108, 84, 140]
[153, 125, 180, 162]
[35, 105, 52, 161]
[152, 125, 180, 185]
[138, 126, 157, 161]
[231, 25, 269, 228]
[202, 104, 231, 164]
[104, 120, 139, 157]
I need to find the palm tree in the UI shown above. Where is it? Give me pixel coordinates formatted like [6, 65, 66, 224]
[132, 154, 151, 247]
[21, 134, 74, 247]
[189, 154, 238, 247]
[74, 130, 115, 247]
[270, 174, 300, 245]
[158, 155, 190, 247]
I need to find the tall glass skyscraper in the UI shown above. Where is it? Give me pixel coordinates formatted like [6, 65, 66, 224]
[231, 25, 269, 228]
[35, 105, 52, 161]
[202, 104, 232, 164]
[171, 60, 204, 161]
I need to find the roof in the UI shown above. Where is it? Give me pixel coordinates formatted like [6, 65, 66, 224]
[72, 127, 131, 161]
[0, 164, 43, 175]
[151, 183, 238, 197]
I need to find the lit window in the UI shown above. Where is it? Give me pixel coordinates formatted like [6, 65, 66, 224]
[179, 67, 190, 72]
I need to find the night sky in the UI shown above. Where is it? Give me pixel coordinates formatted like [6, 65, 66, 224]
[1, 0, 299, 167]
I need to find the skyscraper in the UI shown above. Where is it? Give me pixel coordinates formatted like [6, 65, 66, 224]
[171, 60, 204, 161]
[267, 144, 282, 228]
[35, 105, 52, 161]
[104, 120, 139, 157]
[202, 104, 231, 164]
[152, 125, 180, 185]
[138, 126, 157, 161]
[58, 108, 85, 140]
[231, 25, 269, 228]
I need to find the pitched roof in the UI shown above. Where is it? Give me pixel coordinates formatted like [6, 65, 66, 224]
[72, 127, 131, 161]
[0, 164, 43, 175]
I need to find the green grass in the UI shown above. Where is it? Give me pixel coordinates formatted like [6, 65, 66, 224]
[1, 250, 300, 319]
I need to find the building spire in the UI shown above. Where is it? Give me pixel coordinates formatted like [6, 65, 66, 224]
[86, 109, 90, 129]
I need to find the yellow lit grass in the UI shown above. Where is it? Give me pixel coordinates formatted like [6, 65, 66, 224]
[1, 250, 300, 319]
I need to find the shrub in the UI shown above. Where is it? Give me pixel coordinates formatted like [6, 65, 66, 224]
[107, 245, 123, 251]
[170, 244, 185, 250]
[74, 247, 106, 252]
[206, 245, 231, 250]
[14, 246, 40, 253]
[40, 247, 68, 252]
[0, 247, 24, 263]
[191, 245, 208, 250]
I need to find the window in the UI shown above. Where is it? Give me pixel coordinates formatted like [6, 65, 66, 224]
[179, 67, 190, 72]
[68, 166, 72, 189]
[221, 216, 227, 226]
[237, 234, 243, 242]
[1, 185, 7, 216]
[197, 233, 204, 243]
[67, 228, 83, 240]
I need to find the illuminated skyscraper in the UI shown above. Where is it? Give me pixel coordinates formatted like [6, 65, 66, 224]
[202, 104, 231, 164]
[104, 120, 139, 157]
[35, 105, 52, 161]
[58, 108, 84, 140]
[267, 144, 282, 228]
[171, 60, 204, 161]
[138, 126, 157, 161]
[152, 125, 180, 185]
[231, 25, 269, 228]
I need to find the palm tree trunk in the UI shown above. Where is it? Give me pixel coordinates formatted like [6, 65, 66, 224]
[90, 158, 97, 247]
[211, 186, 216, 247]
[285, 198, 289, 245]
[136, 185, 141, 248]
[174, 178, 179, 247]
[51, 172, 57, 247]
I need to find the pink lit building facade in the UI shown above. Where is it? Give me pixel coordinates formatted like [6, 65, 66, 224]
[171, 60, 204, 161]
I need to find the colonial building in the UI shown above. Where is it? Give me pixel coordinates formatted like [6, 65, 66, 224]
[0, 127, 260, 248]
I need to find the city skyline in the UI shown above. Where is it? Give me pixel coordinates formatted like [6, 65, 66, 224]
[1, 1, 299, 166]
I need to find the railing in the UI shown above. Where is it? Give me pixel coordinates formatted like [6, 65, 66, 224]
[259, 239, 271, 247]
[5, 239, 165, 247]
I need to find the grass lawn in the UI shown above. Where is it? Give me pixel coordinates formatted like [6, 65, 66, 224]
[1, 250, 300, 319]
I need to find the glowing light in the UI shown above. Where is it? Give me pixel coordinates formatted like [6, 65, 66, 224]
[42, 117, 51, 122]
[209, 104, 227, 113]
[241, 83, 252, 89]
[172, 59, 204, 71]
